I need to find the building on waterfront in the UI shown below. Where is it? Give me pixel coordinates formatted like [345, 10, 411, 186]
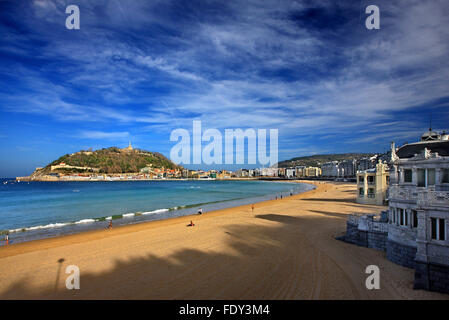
[343, 129, 449, 293]
[295, 166, 306, 177]
[388, 129, 449, 292]
[321, 161, 339, 177]
[294, 166, 321, 178]
[259, 167, 278, 177]
[285, 168, 296, 179]
[338, 159, 357, 178]
[356, 156, 376, 172]
[356, 161, 389, 205]
[306, 166, 321, 177]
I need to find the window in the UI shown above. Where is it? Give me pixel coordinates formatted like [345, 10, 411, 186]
[442, 169, 449, 183]
[412, 210, 418, 228]
[417, 169, 425, 187]
[386, 176, 390, 185]
[368, 176, 375, 185]
[368, 188, 375, 198]
[399, 208, 404, 225]
[427, 169, 435, 186]
[359, 176, 364, 184]
[405, 210, 408, 226]
[440, 219, 445, 241]
[404, 169, 412, 183]
[431, 218, 446, 241]
[359, 188, 364, 196]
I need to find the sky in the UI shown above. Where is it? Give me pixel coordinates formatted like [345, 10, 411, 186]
[0, 0, 448, 177]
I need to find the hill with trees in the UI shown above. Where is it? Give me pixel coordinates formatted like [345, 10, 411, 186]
[33, 147, 181, 176]
[276, 153, 377, 168]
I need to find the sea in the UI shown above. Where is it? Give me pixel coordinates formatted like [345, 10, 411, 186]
[0, 178, 315, 244]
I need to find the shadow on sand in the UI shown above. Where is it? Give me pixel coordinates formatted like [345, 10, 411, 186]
[0, 214, 331, 300]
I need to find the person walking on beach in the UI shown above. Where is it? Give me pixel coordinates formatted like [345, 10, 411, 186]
[108, 220, 112, 229]
[251, 204, 255, 212]
[4, 234, 9, 246]
[198, 208, 203, 215]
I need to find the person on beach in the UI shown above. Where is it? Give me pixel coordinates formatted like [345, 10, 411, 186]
[275, 196, 277, 200]
[280, 195, 283, 199]
[5, 234, 9, 246]
[187, 220, 195, 227]
[108, 220, 112, 229]
[198, 208, 203, 215]
[251, 204, 255, 212]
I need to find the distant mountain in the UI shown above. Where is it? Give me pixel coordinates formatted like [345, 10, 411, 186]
[32, 146, 181, 177]
[276, 153, 377, 168]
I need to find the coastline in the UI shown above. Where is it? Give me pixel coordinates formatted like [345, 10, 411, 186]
[1, 180, 313, 244]
[0, 181, 447, 299]
[0, 180, 316, 253]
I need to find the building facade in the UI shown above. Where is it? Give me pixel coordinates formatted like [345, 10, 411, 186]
[356, 161, 390, 205]
[338, 159, 357, 177]
[388, 131, 449, 292]
[344, 130, 449, 293]
[321, 161, 339, 177]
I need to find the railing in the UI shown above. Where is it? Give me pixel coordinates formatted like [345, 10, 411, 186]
[389, 186, 449, 207]
[388, 185, 419, 201]
[417, 190, 449, 207]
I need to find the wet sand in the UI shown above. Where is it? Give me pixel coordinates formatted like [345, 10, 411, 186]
[0, 181, 447, 299]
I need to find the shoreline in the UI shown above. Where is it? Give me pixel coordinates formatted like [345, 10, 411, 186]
[1, 181, 447, 299]
[0, 180, 316, 252]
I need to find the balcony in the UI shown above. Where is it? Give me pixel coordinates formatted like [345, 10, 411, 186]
[389, 185, 449, 208]
[417, 190, 449, 208]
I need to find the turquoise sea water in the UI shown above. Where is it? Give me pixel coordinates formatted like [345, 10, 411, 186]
[0, 179, 314, 243]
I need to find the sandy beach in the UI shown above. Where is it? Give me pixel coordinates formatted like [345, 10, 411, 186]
[0, 181, 447, 300]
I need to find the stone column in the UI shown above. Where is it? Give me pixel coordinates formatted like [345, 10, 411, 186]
[364, 175, 368, 198]
[412, 167, 418, 186]
[391, 165, 398, 185]
[414, 209, 430, 290]
[435, 168, 442, 189]
[398, 168, 404, 184]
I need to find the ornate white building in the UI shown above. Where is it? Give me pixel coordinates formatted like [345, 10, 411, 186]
[388, 129, 449, 292]
[343, 129, 449, 293]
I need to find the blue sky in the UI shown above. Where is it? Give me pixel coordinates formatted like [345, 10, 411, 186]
[0, 0, 448, 177]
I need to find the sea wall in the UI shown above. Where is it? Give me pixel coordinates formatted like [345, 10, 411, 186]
[386, 239, 416, 269]
[343, 213, 449, 294]
[415, 261, 449, 293]
[342, 215, 388, 251]
[343, 215, 416, 269]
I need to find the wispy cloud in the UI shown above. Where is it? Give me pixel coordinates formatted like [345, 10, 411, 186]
[0, 0, 448, 174]
[78, 131, 130, 140]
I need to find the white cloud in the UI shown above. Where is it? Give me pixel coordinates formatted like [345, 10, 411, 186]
[78, 131, 130, 139]
[2, 0, 449, 158]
